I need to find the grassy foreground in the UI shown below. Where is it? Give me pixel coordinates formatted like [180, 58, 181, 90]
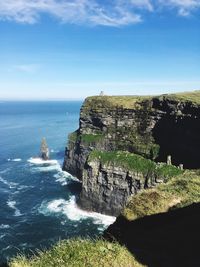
[9, 239, 145, 267]
[9, 171, 200, 267]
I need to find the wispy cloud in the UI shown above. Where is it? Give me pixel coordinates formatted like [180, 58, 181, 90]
[0, 0, 199, 26]
[159, 0, 200, 17]
[0, 0, 152, 26]
[13, 64, 40, 73]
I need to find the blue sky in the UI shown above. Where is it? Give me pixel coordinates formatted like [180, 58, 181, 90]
[0, 0, 200, 100]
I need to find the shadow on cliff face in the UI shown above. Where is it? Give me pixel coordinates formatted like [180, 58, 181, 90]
[104, 203, 200, 267]
[153, 115, 200, 169]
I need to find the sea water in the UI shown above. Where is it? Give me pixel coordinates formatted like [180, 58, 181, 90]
[0, 101, 115, 263]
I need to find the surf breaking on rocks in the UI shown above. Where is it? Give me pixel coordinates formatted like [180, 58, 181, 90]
[28, 157, 116, 228]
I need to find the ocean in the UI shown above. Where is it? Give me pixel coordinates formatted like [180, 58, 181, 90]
[0, 101, 115, 263]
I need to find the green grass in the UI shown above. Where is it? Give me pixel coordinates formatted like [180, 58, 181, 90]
[81, 133, 104, 144]
[88, 150, 183, 180]
[83, 95, 151, 110]
[89, 150, 155, 175]
[123, 170, 200, 221]
[82, 91, 200, 114]
[156, 90, 200, 105]
[9, 239, 145, 267]
[155, 163, 183, 179]
[68, 131, 78, 142]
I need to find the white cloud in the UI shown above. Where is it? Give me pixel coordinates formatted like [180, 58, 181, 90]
[0, 0, 152, 26]
[159, 0, 200, 16]
[0, 0, 199, 26]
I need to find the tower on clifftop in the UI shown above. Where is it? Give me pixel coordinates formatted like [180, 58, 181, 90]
[100, 91, 104, 96]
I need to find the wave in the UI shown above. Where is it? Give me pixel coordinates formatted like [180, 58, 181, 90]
[7, 158, 22, 162]
[39, 196, 116, 228]
[18, 185, 34, 190]
[0, 176, 18, 189]
[50, 149, 59, 153]
[28, 157, 58, 165]
[53, 173, 68, 186]
[54, 171, 80, 186]
[34, 164, 62, 173]
[28, 157, 62, 174]
[28, 157, 79, 185]
[7, 200, 22, 216]
[0, 224, 10, 229]
[0, 168, 10, 174]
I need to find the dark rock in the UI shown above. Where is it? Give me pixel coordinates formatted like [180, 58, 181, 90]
[63, 95, 200, 215]
[104, 203, 200, 267]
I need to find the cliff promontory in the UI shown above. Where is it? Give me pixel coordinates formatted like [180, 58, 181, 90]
[63, 91, 200, 216]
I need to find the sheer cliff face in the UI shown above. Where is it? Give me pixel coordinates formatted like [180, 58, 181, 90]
[63, 94, 200, 216]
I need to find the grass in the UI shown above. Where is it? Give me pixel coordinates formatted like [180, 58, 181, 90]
[82, 95, 151, 110]
[156, 90, 200, 105]
[68, 131, 78, 142]
[123, 170, 200, 220]
[88, 150, 183, 180]
[9, 239, 145, 267]
[81, 133, 104, 144]
[82, 91, 200, 113]
[88, 150, 155, 175]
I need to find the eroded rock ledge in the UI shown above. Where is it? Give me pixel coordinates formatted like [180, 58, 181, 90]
[63, 92, 200, 216]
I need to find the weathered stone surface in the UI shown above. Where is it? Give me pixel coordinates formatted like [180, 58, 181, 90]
[63, 94, 200, 216]
[78, 159, 160, 216]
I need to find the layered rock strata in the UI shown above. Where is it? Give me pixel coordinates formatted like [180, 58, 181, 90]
[63, 93, 200, 215]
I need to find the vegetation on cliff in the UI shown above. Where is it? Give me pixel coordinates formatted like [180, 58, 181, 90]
[82, 90, 200, 112]
[82, 95, 151, 111]
[162, 90, 200, 105]
[81, 133, 104, 144]
[88, 150, 183, 180]
[60, 91, 200, 266]
[123, 170, 200, 221]
[9, 239, 145, 267]
[10, 170, 200, 267]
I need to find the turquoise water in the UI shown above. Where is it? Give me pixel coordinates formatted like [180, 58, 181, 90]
[0, 101, 115, 263]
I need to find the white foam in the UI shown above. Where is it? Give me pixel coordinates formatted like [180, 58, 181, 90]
[0, 234, 7, 239]
[0, 224, 10, 229]
[39, 196, 116, 228]
[34, 164, 62, 172]
[0, 176, 18, 189]
[28, 157, 58, 165]
[18, 185, 34, 190]
[53, 173, 68, 186]
[28, 157, 79, 186]
[0, 168, 10, 174]
[0, 176, 9, 186]
[7, 200, 22, 216]
[63, 171, 80, 183]
[7, 158, 22, 162]
[53, 170, 80, 185]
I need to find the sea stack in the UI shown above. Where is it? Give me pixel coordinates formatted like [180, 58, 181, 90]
[40, 137, 50, 160]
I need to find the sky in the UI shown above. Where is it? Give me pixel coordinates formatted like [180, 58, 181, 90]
[0, 0, 200, 100]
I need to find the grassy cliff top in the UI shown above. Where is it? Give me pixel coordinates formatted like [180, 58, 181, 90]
[123, 170, 200, 221]
[83, 95, 151, 110]
[159, 90, 200, 105]
[88, 150, 183, 179]
[82, 90, 200, 111]
[9, 239, 145, 267]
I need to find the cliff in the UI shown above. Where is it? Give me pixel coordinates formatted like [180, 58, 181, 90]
[104, 170, 200, 267]
[63, 91, 200, 216]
